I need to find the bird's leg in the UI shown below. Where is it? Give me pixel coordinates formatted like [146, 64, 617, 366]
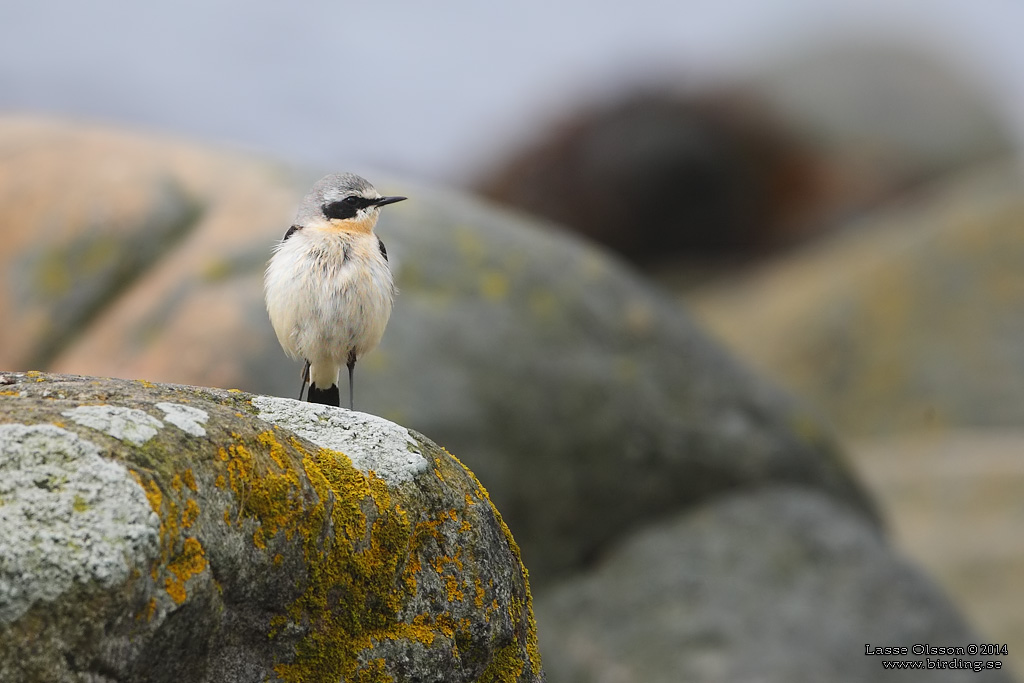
[299, 359, 310, 401]
[346, 350, 357, 410]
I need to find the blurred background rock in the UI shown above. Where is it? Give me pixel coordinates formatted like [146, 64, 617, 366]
[473, 45, 1009, 281]
[2, 0, 1024, 680]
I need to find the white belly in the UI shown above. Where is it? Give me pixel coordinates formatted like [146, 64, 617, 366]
[264, 229, 394, 386]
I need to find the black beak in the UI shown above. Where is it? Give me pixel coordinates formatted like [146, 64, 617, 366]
[373, 196, 407, 207]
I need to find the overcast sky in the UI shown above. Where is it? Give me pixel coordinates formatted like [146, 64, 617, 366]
[1, 0, 1022, 181]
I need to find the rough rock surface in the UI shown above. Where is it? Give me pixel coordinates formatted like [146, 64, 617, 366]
[535, 487, 1014, 683]
[0, 372, 541, 683]
[0, 116, 877, 585]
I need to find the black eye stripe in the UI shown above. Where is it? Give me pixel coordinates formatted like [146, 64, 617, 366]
[323, 196, 375, 220]
[322, 201, 356, 220]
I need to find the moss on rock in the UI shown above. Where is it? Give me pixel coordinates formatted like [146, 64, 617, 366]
[0, 372, 541, 683]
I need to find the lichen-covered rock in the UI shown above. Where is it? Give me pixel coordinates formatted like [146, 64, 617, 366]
[0, 116, 877, 585]
[535, 487, 1013, 683]
[0, 372, 541, 683]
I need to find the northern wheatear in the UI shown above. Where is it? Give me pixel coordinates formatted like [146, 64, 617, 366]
[264, 173, 406, 409]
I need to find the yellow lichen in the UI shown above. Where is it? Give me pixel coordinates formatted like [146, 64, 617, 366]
[354, 658, 393, 683]
[165, 537, 207, 605]
[480, 270, 510, 301]
[479, 642, 527, 683]
[259, 430, 291, 471]
[159, 581, 188, 612]
[474, 578, 486, 609]
[219, 434, 304, 542]
[268, 447, 419, 682]
[203, 426, 540, 682]
[182, 499, 200, 529]
[213, 425, 481, 682]
[132, 472, 163, 517]
[130, 466, 212, 607]
[269, 614, 288, 638]
[445, 448, 543, 677]
[445, 575, 465, 603]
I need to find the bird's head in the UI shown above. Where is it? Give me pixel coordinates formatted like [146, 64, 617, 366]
[299, 172, 406, 233]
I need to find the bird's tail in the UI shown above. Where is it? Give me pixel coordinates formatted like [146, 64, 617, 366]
[307, 383, 341, 407]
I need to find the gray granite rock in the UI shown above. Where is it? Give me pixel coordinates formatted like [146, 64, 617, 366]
[0, 372, 541, 683]
[536, 487, 1013, 683]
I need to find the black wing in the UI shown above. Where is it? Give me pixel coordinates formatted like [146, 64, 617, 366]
[283, 225, 301, 241]
[378, 238, 388, 262]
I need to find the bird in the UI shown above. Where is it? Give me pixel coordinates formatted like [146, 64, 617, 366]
[264, 173, 406, 409]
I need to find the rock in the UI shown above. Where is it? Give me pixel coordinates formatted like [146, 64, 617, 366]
[0, 116, 300, 387]
[472, 90, 825, 265]
[0, 372, 541, 683]
[687, 162, 1024, 435]
[0, 116, 877, 585]
[535, 487, 1014, 683]
[471, 45, 1012, 278]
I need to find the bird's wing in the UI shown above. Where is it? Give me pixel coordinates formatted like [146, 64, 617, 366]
[378, 238, 388, 261]
[283, 225, 302, 241]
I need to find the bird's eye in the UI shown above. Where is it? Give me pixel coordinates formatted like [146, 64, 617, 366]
[323, 195, 373, 219]
[323, 200, 357, 220]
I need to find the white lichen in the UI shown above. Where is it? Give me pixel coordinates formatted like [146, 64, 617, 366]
[0, 424, 160, 625]
[156, 402, 209, 437]
[61, 405, 164, 445]
[251, 396, 427, 485]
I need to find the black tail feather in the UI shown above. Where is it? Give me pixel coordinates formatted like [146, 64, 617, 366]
[307, 383, 340, 407]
